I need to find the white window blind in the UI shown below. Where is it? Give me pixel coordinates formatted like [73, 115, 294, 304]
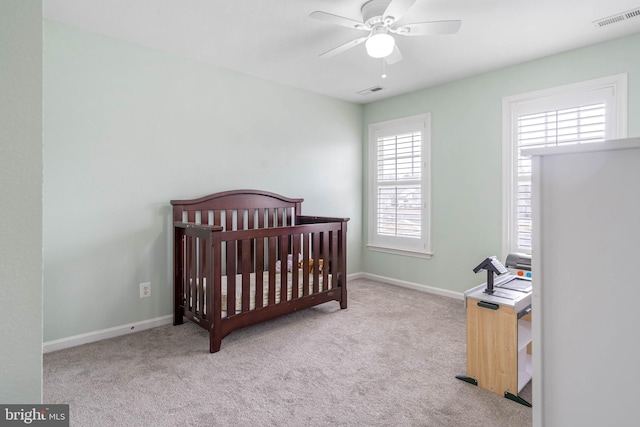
[368, 113, 431, 257]
[503, 74, 627, 255]
[516, 103, 607, 250]
[376, 132, 422, 239]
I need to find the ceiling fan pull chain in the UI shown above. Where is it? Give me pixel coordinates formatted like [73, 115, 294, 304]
[382, 59, 387, 79]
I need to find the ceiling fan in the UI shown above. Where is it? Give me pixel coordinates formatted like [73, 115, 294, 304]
[310, 0, 461, 64]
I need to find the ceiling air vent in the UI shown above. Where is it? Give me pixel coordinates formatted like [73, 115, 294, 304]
[593, 8, 640, 27]
[357, 86, 385, 96]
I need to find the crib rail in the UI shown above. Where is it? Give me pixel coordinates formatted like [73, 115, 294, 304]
[218, 222, 342, 312]
[174, 221, 345, 321]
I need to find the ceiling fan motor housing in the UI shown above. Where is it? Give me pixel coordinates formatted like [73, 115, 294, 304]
[362, 0, 393, 27]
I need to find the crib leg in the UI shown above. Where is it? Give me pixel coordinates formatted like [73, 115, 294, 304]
[174, 314, 184, 326]
[210, 332, 222, 353]
[174, 304, 184, 326]
[340, 274, 348, 309]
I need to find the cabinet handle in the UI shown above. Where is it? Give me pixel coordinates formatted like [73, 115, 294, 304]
[518, 305, 532, 319]
[477, 301, 499, 310]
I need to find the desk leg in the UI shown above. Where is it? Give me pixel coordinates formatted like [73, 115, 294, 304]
[505, 391, 532, 407]
[455, 375, 478, 386]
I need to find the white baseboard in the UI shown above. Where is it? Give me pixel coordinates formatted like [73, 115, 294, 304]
[43, 314, 173, 354]
[43, 274, 461, 353]
[352, 272, 464, 300]
[346, 272, 366, 281]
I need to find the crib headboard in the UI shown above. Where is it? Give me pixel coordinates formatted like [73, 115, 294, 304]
[171, 189, 304, 231]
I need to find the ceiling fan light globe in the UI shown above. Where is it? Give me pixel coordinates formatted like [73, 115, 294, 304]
[365, 33, 395, 58]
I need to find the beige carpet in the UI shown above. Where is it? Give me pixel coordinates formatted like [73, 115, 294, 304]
[44, 278, 532, 426]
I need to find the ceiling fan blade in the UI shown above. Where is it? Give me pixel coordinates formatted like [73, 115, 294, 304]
[309, 11, 368, 31]
[319, 36, 369, 58]
[396, 20, 462, 36]
[383, 0, 418, 24]
[385, 45, 403, 65]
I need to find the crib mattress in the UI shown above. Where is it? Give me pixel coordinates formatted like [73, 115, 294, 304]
[189, 270, 332, 317]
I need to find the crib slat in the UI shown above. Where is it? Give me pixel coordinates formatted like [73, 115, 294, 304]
[187, 236, 194, 311]
[286, 206, 294, 226]
[192, 236, 198, 313]
[185, 211, 194, 312]
[241, 239, 251, 312]
[247, 208, 254, 229]
[199, 238, 206, 314]
[312, 231, 320, 294]
[255, 236, 264, 309]
[302, 233, 310, 296]
[203, 235, 211, 319]
[271, 208, 277, 227]
[279, 234, 288, 303]
[226, 240, 236, 316]
[331, 230, 338, 290]
[322, 231, 330, 291]
[268, 236, 277, 305]
[246, 209, 256, 273]
[226, 209, 234, 231]
[291, 233, 300, 299]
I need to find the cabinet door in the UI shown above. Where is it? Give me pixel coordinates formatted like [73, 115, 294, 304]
[466, 299, 518, 395]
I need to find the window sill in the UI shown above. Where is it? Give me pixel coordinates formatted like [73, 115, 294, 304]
[366, 244, 433, 259]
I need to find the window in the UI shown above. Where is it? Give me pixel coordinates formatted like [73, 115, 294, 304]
[368, 113, 431, 258]
[502, 74, 628, 255]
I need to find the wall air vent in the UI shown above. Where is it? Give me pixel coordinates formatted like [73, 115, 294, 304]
[593, 8, 640, 27]
[357, 86, 384, 96]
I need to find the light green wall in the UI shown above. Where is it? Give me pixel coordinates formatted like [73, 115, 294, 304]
[0, 1, 43, 403]
[362, 32, 640, 293]
[43, 18, 640, 343]
[43, 21, 362, 342]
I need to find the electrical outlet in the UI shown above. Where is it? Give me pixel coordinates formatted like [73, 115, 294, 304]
[139, 282, 151, 298]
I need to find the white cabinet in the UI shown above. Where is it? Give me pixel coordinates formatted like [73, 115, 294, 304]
[517, 316, 532, 392]
[526, 138, 640, 427]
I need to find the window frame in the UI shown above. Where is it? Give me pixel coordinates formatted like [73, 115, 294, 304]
[502, 74, 628, 256]
[367, 113, 432, 258]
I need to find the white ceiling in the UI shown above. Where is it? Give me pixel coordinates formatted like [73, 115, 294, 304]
[43, 0, 640, 104]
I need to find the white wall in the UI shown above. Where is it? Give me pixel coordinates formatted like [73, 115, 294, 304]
[0, 0, 43, 403]
[43, 21, 362, 343]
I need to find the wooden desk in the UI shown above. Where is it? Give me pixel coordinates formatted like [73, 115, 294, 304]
[458, 279, 532, 406]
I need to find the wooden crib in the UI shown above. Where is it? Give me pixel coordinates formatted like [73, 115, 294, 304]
[171, 189, 348, 353]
